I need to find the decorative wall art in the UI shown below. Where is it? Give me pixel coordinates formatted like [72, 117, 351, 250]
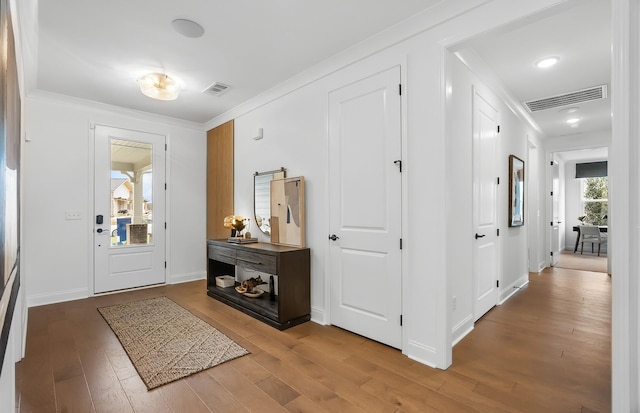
[0, 0, 21, 369]
[509, 155, 525, 227]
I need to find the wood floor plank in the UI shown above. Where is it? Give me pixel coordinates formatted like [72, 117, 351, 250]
[207, 361, 289, 413]
[252, 351, 365, 413]
[119, 375, 173, 413]
[78, 351, 134, 413]
[17, 266, 611, 413]
[157, 379, 212, 413]
[54, 375, 96, 413]
[283, 394, 331, 413]
[184, 372, 250, 413]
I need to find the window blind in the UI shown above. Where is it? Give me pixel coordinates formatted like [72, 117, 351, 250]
[575, 161, 607, 178]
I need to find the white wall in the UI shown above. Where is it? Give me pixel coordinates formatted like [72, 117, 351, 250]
[528, 140, 547, 273]
[446, 51, 538, 344]
[23, 94, 207, 306]
[209, 0, 564, 368]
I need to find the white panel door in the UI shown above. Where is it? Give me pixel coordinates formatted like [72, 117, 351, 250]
[472, 87, 499, 321]
[94, 125, 166, 293]
[328, 66, 402, 349]
[550, 160, 561, 265]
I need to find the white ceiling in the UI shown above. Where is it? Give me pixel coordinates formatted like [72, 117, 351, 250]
[453, 0, 611, 139]
[35, 0, 612, 139]
[36, 0, 441, 124]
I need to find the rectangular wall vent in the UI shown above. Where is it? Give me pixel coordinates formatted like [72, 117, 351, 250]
[203, 82, 231, 96]
[524, 85, 607, 112]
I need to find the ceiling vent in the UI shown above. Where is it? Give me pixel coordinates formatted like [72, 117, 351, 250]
[524, 85, 607, 112]
[203, 82, 231, 97]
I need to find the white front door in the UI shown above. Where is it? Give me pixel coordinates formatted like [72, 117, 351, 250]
[472, 87, 500, 321]
[94, 125, 166, 294]
[328, 66, 402, 349]
[550, 159, 561, 265]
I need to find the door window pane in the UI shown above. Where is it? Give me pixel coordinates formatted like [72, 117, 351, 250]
[110, 139, 153, 246]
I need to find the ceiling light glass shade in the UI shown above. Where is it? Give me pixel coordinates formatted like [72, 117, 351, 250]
[137, 73, 180, 101]
[536, 57, 559, 68]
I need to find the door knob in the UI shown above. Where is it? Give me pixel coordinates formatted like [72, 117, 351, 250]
[475, 233, 486, 239]
[328, 234, 340, 241]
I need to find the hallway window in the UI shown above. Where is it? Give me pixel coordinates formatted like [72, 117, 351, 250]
[581, 177, 608, 225]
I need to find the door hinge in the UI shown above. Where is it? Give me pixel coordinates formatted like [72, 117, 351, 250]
[550, 251, 554, 256]
[164, 261, 167, 268]
[394, 160, 402, 172]
[164, 222, 167, 229]
[497, 125, 500, 133]
[550, 160, 554, 166]
[165, 183, 167, 190]
[400, 315, 403, 326]
[399, 84, 402, 95]
[165, 143, 167, 151]
[550, 191, 553, 196]
[497, 177, 500, 185]
[550, 221, 553, 226]
[496, 280, 499, 288]
[400, 239, 403, 249]
[497, 228, 500, 236]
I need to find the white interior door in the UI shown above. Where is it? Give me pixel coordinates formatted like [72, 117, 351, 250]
[550, 159, 561, 265]
[94, 125, 166, 293]
[472, 87, 499, 321]
[328, 66, 402, 349]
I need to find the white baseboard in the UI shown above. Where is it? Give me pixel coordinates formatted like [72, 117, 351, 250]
[169, 271, 206, 284]
[499, 273, 529, 305]
[452, 314, 474, 346]
[310, 306, 326, 325]
[27, 287, 89, 308]
[405, 340, 440, 369]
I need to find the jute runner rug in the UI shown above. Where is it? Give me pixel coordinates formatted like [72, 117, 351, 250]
[98, 296, 249, 389]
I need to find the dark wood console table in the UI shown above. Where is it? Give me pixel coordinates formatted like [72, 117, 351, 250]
[206, 239, 310, 330]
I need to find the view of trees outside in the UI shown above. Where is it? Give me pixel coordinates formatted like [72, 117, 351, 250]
[581, 177, 608, 225]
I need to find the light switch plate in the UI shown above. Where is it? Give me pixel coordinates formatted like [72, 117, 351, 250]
[65, 211, 82, 220]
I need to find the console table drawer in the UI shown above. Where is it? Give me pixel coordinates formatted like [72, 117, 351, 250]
[208, 246, 236, 265]
[236, 250, 277, 273]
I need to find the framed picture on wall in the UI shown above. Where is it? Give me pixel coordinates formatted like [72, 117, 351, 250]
[509, 155, 525, 227]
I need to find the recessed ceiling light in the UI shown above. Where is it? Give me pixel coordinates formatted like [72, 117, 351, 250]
[172, 19, 204, 38]
[566, 117, 581, 124]
[559, 106, 580, 114]
[536, 56, 559, 69]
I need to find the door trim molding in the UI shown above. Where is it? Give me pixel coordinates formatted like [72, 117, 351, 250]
[88, 123, 169, 295]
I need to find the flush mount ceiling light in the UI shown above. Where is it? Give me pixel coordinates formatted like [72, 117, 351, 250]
[536, 56, 559, 69]
[137, 73, 180, 101]
[172, 18, 204, 38]
[566, 117, 581, 124]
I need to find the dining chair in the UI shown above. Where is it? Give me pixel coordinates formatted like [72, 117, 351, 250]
[579, 225, 606, 256]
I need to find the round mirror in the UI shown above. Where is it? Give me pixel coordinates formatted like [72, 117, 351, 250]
[254, 168, 285, 235]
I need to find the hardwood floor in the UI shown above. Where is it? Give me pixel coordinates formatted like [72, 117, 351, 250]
[16, 266, 611, 412]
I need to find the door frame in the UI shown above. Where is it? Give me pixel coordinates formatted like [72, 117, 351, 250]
[87, 122, 171, 295]
[323, 56, 409, 353]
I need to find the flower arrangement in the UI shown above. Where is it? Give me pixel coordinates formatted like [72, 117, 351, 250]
[224, 215, 248, 236]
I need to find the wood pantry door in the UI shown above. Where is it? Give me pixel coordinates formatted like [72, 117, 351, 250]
[328, 66, 402, 349]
